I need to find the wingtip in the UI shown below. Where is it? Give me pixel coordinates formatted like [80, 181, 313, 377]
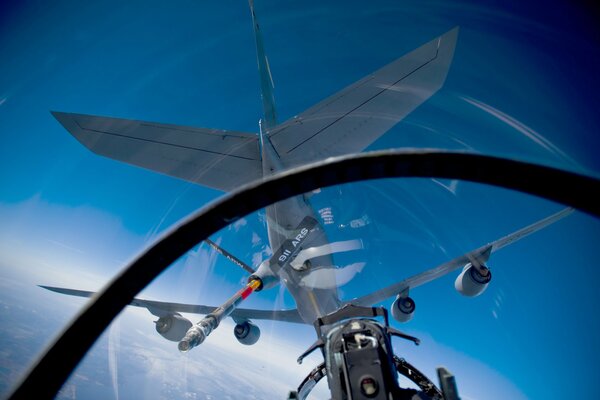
[50, 111, 84, 135]
[38, 285, 67, 295]
[50, 111, 69, 123]
[441, 25, 460, 41]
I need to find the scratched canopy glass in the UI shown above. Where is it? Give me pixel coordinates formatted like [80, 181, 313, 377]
[1, 0, 600, 398]
[47, 177, 598, 400]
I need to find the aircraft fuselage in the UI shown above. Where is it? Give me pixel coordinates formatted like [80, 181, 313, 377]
[260, 130, 341, 325]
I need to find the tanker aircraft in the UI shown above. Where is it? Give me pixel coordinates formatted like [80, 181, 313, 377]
[42, 0, 572, 383]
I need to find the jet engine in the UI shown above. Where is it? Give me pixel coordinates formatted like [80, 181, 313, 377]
[391, 295, 416, 323]
[455, 263, 492, 297]
[233, 320, 261, 345]
[154, 313, 193, 342]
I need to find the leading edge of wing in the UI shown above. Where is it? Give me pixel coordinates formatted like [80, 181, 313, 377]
[267, 26, 459, 168]
[39, 285, 304, 324]
[350, 207, 573, 307]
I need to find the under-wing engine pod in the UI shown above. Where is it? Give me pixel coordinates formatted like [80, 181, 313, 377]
[391, 295, 416, 323]
[455, 263, 492, 297]
[154, 313, 193, 342]
[234, 320, 261, 345]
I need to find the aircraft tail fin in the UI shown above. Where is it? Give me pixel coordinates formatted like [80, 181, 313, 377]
[249, 0, 277, 131]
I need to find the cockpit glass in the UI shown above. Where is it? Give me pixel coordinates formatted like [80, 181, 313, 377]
[42, 181, 599, 399]
[0, 1, 598, 399]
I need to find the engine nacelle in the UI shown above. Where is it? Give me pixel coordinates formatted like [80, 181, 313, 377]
[391, 295, 416, 323]
[233, 320, 261, 345]
[455, 263, 492, 297]
[154, 313, 193, 342]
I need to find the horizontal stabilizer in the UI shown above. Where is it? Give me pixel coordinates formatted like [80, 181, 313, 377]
[268, 27, 459, 168]
[52, 112, 262, 192]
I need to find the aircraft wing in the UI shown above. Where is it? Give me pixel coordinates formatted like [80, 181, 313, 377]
[51, 112, 261, 192]
[268, 27, 459, 169]
[39, 285, 304, 324]
[350, 207, 573, 307]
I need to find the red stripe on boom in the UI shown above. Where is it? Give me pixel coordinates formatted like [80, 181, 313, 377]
[240, 286, 254, 300]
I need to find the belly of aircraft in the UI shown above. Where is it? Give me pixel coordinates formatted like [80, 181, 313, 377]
[265, 195, 342, 324]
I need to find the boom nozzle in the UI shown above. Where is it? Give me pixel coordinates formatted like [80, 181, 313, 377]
[178, 279, 262, 353]
[178, 316, 216, 353]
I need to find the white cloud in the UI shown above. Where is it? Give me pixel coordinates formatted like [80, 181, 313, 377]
[90, 308, 329, 399]
[0, 196, 142, 289]
[231, 218, 248, 232]
[251, 232, 262, 246]
[251, 244, 272, 268]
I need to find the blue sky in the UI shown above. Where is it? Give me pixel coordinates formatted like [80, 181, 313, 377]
[1, 0, 600, 398]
